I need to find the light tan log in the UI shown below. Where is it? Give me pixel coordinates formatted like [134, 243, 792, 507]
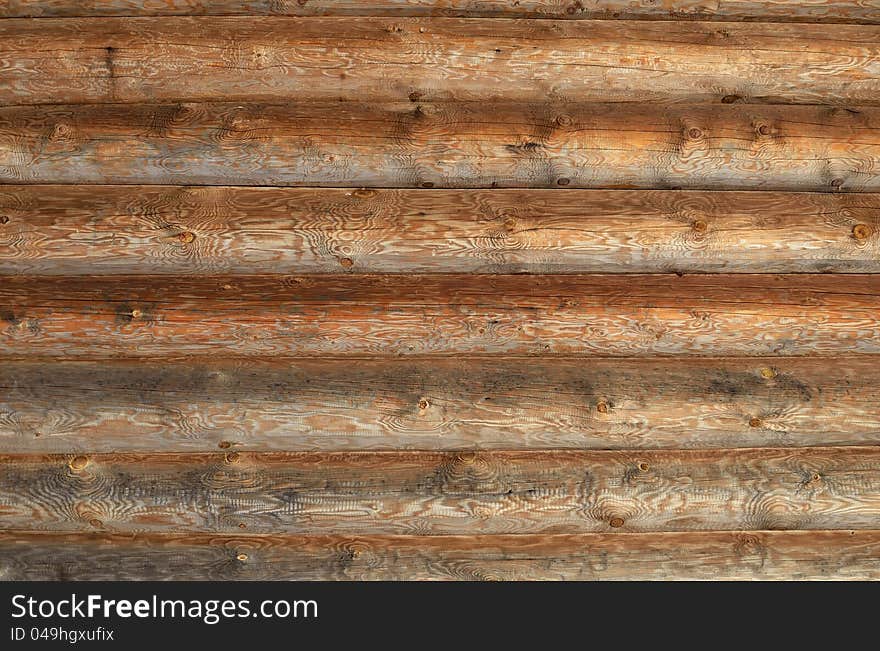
[1, 102, 878, 191]
[2, 186, 879, 275]
[1, 357, 879, 453]
[2, 17, 880, 105]
[1, 530, 878, 581]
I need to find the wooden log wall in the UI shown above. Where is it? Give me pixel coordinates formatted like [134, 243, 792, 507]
[0, 1, 878, 581]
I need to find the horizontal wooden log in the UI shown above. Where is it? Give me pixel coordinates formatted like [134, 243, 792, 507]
[1, 447, 878, 534]
[1, 274, 878, 358]
[2, 357, 879, 453]
[2, 530, 878, 580]
[4, 1, 880, 24]
[2, 18, 880, 106]
[1, 102, 877, 191]
[2, 186, 879, 275]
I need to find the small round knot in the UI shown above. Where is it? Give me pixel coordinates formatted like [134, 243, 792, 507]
[596, 401, 609, 414]
[418, 398, 429, 410]
[688, 128, 703, 140]
[760, 367, 777, 379]
[218, 441, 232, 449]
[556, 177, 571, 186]
[638, 462, 650, 472]
[692, 219, 708, 233]
[238, 522, 247, 529]
[339, 257, 354, 269]
[749, 417, 763, 428]
[831, 178, 844, 189]
[236, 553, 248, 562]
[69, 455, 89, 471]
[555, 115, 572, 127]
[852, 224, 873, 241]
[177, 231, 195, 244]
[130, 308, 142, 319]
[721, 94, 742, 104]
[225, 452, 241, 464]
[609, 517, 625, 528]
[0, 215, 9, 225]
[757, 124, 772, 136]
[88, 518, 103, 528]
[420, 181, 435, 189]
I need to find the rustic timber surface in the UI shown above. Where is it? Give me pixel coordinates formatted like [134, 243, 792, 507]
[2, 530, 879, 581]
[1, 1, 878, 581]
[4, 1, 880, 23]
[2, 357, 878, 453]
[2, 18, 880, 106]
[1, 447, 878, 534]
[2, 102, 878, 191]
[1, 187, 878, 275]
[1, 274, 879, 357]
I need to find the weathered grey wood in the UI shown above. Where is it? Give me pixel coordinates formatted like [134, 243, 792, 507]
[1, 447, 878, 534]
[4, 1, 880, 24]
[2, 186, 879, 275]
[2, 357, 879, 453]
[2, 530, 878, 581]
[1, 102, 878, 191]
[3, 17, 880, 106]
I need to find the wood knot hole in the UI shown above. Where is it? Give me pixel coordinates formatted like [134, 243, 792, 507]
[557, 177, 571, 186]
[225, 452, 241, 464]
[418, 398, 429, 410]
[69, 455, 89, 471]
[0, 215, 9, 225]
[609, 517, 625, 528]
[757, 124, 772, 136]
[638, 462, 649, 472]
[339, 257, 354, 269]
[236, 553, 248, 562]
[596, 401, 609, 414]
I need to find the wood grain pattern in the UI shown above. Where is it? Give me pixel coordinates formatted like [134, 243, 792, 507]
[1, 447, 878, 534]
[3, 18, 880, 106]
[4, 1, 880, 24]
[2, 530, 879, 581]
[2, 102, 877, 191]
[2, 357, 879, 453]
[3, 186, 879, 275]
[2, 274, 878, 358]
